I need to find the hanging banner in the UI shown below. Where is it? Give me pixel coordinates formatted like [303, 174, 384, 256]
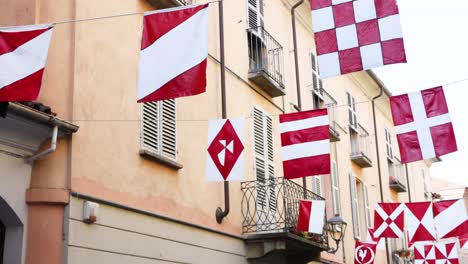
[205, 118, 245, 181]
[297, 199, 326, 234]
[354, 240, 377, 264]
[137, 4, 209, 102]
[373, 202, 405, 238]
[310, 0, 406, 78]
[0, 24, 54, 102]
[405, 201, 436, 243]
[414, 241, 459, 264]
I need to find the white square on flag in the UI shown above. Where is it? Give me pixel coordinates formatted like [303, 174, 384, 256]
[205, 119, 245, 181]
[137, 4, 209, 102]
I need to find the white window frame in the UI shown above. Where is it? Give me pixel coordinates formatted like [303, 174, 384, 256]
[331, 160, 341, 216]
[253, 107, 276, 213]
[350, 173, 361, 239]
[346, 92, 358, 132]
[141, 100, 177, 161]
[310, 52, 324, 109]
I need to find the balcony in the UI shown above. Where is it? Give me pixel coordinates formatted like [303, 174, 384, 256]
[247, 27, 285, 97]
[241, 177, 328, 264]
[350, 124, 372, 168]
[146, 0, 191, 8]
[389, 159, 407, 193]
[320, 88, 340, 142]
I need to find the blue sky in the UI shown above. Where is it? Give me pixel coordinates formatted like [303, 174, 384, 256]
[374, 0, 468, 186]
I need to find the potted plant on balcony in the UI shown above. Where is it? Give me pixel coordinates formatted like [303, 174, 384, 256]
[394, 248, 412, 258]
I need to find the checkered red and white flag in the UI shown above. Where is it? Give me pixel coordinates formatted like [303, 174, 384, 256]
[390, 87, 457, 163]
[205, 119, 245, 181]
[374, 202, 405, 238]
[433, 199, 468, 239]
[405, 202, 436, 243]
[297, 199, 326, 234]
[137, 4, 208, 102]
[414, 241, 459, 264]
[0, 24, 53, 102]
[310, 0, 406, 78]
[279, 109, 330, 179]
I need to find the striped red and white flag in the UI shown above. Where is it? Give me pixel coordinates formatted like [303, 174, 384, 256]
[137, 4, 209, 102]
[279, 109, 330, 179]
[297, 199, 326, 234]
[0, 24, 53, 102]
[433, 199, 468, 239]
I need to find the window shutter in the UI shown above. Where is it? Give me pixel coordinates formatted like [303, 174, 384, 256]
[350, 173, 361, 239]
[142, 100, 177, 161]
[268, 163, 277, 211]
[312, 176, 323, 197]
[253, 108, 265, 157]
[247, 0, 264, 29]
[255, 157, 267, 211]
[347, 92, 357, 129]
[331, 161, 341, 216]
[161, 99, 177, 159]
[266, 115, 274, 163]
[364, 184, 371, 228]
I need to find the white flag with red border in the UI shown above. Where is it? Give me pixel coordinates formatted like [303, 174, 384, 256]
[296, 199, 325, 234]
[433, 199, 468, 239]
[390, 87, 457, 163]
[279, 109, 330, 179]
[0, 24, 53, 102]
[137, 4, 208, 102]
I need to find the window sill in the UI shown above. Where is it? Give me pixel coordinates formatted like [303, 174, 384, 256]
[139, 148, 183, 170]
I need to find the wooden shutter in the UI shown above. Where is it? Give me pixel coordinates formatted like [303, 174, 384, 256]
[141, 100, 177, 160]
[331, 160, 340, 216]
[247, 0, 264, 29]
[363, 184, 372, 228]
[350, 173, 361, 239]
[254, 108, 275, 212]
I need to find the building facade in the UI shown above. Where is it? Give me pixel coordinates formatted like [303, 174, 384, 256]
[0, 0, 436, 263]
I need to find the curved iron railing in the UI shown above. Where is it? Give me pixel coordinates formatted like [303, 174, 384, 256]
[241, 177, 328, 246]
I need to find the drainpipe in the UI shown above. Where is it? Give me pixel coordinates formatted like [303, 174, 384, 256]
[370, 74, 391, 264]
[291, 0, 307, 198]
[215, 0, 230, 224]
[27, 126, 58, 162]
[405, 164, 412, 202]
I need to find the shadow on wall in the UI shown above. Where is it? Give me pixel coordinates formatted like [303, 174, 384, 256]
[0, 196, 23, 264]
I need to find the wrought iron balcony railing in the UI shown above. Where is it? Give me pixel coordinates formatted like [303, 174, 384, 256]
[146, 0, 192, 8]
[241, 177, 328, 246]
[247, 27, 285, 97]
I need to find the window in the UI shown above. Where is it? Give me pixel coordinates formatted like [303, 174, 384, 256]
[385, 128, 393, 160]
[141, 100, 177, 161]
[331, 160, 341, 216]
[253, 107, 276, 212]
[247, 0, 264, 29]
[347, 92, 357, 131]
[350, 173, 361, 239]
[311, 176, 323, 197]
[311, 52, 324, 109]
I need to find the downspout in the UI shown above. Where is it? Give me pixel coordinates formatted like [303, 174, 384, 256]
[370, 73, 391, 264]
[291, 0, 307, 198]
[27, 126, 58, 162]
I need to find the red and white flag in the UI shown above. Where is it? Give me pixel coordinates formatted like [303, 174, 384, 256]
[279, 109, 330, 179]
[405, 202, 436, 243]
[354, 241, 377, 264]
[414, 241, 459, 264]
[433, 199, 468, 239]
[460, 233, 468, 250]
[366, 228, 384, 249]
[310, 0, 406, 78]
[390, 87, 457, 163]
[137, 4, 208, 102]
[297, 199, 326, 234]
[0, 24, 53, 102]
[374, 202, 405, 238]
[205, 119, 245, 181]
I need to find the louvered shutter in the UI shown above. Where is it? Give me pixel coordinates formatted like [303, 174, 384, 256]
[311, 176, 323, 197]
[347, 92, 357, 130]
[385, 128, 393, 159]
[363, 184, 371, 228]
[331, 161, 340, 216]
[142, 100, 177, 161]
[254, 108, 275, 213]
[247, 0, 264, 30]
[350, 173, 361, 239]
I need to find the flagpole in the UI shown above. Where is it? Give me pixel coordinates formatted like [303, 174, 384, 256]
[215, 0, 230, 224]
